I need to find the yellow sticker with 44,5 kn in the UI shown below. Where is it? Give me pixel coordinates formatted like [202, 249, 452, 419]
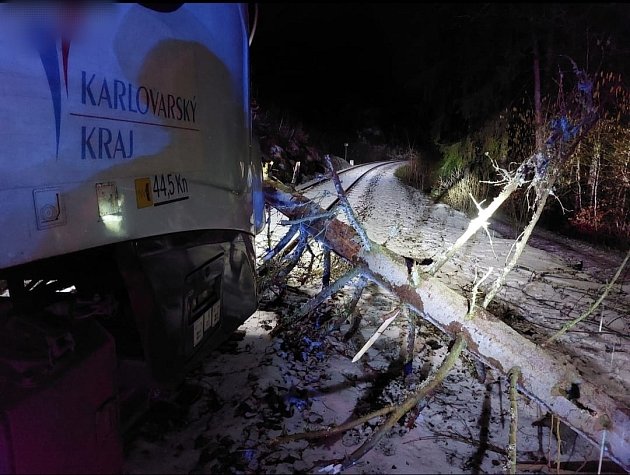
[135, 173, 190, 209]
[134, 177, 153, 208]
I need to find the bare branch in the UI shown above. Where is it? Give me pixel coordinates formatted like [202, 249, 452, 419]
[280, 211, 336, 226]
[428, 169, 524, 276]
[269, 265, 365, 338]
[352, 307, 400, 362]
[468, 266, 494, 319]
[428, 106, 600, 278]
[270, 405, 397, 446]
[401, 305, 416, 371]
[327, 275, 366, 335]
[322, 246, 332, 288]
[324, 154, 371, 251]
[339, 335, 466, 471]
[508, 366, 521, 475]
[261, 224, 300, 262]
[298, 242, 317, 285]
[544, 249, 629, 345]
[342, 278, 368, 341]
[271, 230, 309, 286]
[482, 182, 553, 308]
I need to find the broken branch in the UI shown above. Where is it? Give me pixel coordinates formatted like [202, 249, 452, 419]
[340, 335, 466, 471]
[327, 276, 366, 335]
[296, 266, 363, 319]
[270, 266, 364, 337]
[352, 307, 400, 363]
[468, 266, 494, 318]
[271, 405, 397, 446]
[483, 180, 554, 308]
[262, 224, 299, 262]
[324, 154, 371, 251]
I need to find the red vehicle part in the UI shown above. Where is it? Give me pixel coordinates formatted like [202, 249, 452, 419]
[0, 317, 122, 474]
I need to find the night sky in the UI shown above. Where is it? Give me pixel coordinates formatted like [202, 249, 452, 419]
[251, 4, 393, 140]
[250, 3, 630, 146]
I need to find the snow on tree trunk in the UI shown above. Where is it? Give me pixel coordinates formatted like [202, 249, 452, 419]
[263, 178, 630, 471]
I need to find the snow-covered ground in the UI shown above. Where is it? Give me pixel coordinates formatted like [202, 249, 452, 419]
[125, 162, 628, 474]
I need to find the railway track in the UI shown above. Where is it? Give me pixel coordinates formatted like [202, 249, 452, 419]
[298, 160, 397, 190]
[260, 160, 401, 262]
[298, 160, 400, 211]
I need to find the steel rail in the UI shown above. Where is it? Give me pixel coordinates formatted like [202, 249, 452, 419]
[296, 160, 396, 194]
[266, 160, 401, 260]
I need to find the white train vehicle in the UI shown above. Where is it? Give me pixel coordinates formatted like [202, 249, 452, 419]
[0, 3, 263, 473]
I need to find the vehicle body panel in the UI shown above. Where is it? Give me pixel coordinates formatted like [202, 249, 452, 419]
[0, 3, 262, 270]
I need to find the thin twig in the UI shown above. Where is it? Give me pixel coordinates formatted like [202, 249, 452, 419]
[270, 405, 396, 445]
[280, 211, 336, 225]
[467, 266, 494, 319]
[296, 266, 364, 319]
[508, 366, 521, 475]
[271, 230, 309, 285]
[352, 308, 400, 362]
[544, 249, 629, 345]
[483, 180, 554, 309]
[262, 224, 300, 262]
[327, 276, 366, 334]
[340, 335, 467, 471]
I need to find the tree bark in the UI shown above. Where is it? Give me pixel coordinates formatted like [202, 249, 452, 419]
[263, 178, 630, 471]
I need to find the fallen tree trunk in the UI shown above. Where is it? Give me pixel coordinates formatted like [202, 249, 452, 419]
[263, 178, 630, 471]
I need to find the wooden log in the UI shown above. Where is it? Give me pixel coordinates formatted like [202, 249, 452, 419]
[263, 178, 629, 471]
